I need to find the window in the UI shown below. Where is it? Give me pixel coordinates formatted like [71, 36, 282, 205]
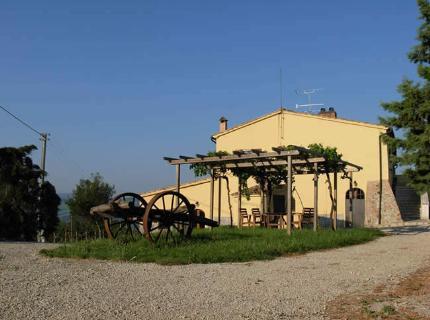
[345, 188, 365, 200]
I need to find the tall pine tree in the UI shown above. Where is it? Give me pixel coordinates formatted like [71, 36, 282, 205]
[381, 0, 430, 194]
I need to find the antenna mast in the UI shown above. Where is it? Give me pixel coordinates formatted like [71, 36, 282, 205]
[279, 68, 284, 108]
[294, 88, 324, 113]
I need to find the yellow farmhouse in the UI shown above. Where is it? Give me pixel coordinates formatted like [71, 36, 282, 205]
[142, 107, 404, 228]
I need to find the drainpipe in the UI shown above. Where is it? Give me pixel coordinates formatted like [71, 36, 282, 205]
[378, 134, 383, 225]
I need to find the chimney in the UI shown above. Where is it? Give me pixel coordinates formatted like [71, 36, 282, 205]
[219, 116, 228, 132]
[318, 107, 337, 118]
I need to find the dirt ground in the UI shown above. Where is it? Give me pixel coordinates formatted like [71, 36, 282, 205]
[327, 226, 430, 320]
[1, 225, 430, 319]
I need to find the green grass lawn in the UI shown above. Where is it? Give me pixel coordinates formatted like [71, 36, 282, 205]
[40, 227, 383, 265]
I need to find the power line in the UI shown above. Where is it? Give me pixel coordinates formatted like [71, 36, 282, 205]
[0, 104, 86, 180]
[0, 105, 43, 136]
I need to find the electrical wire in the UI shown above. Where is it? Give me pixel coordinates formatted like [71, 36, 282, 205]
[0, 104, 87, 186]
[0, 105, 43, 136]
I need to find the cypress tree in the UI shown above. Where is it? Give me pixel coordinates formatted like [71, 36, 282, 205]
[380, 0, 430, 194]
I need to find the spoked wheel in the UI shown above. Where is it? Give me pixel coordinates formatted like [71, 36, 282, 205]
[103, 192, 147, 240]
[143, 191, 195, 243]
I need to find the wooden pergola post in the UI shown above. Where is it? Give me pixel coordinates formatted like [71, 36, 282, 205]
[260, 182, 264, 214]
[176, 164, 181, 206]
[176, 164, 181, 193]
[333, 171, 338, 231]
[349, 172, 353, 227]
[313, 163, 318, 232]
[237, 176, 242, 228]
[217, 175, 222, 225]
[210, 169, 215, 226]
[287, 155, 292, 235]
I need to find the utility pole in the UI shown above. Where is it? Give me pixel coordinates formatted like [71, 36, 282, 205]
[37, 133, 49, 243]
[40, 133, 48, 185]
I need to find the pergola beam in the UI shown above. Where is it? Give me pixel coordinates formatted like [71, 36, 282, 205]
[165, 153, 360, 175]
[251, 148, 264, 154]
[165, 150, 300, 165]
[232, 150, 245, 156]
[222, 158, 325, 169]
[272, 146, 284, 153]
[343, 161, 363, 171]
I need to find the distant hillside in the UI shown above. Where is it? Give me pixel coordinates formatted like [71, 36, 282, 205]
[58, 193, 71, 222]
[58, 193, 71, 200]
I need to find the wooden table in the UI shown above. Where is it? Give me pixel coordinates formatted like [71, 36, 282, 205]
[262, 213, 287, 229]
[262, 212, 303, 229]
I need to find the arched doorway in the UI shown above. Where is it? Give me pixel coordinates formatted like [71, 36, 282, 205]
[345, 188, 365, 227]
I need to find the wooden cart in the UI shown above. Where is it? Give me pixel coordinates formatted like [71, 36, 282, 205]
[90, 191, 218, 243]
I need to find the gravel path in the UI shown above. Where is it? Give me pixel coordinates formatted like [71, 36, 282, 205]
[1, 226, 430, 320]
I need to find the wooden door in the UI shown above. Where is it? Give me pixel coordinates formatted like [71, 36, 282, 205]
[345, 188, 365, 228]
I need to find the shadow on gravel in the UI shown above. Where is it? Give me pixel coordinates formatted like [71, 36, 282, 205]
[380, 225, 430, 235]
[327, 265, 430, 319]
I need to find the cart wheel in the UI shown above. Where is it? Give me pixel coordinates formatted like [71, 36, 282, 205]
[104, 193, 147, 240]
[143, 191, 195, 243]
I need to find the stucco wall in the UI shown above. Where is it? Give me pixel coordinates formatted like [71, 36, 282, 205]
[214, 111, 390, 223]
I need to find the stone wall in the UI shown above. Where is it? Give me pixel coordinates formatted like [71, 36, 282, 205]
[365, 180, 403, 226]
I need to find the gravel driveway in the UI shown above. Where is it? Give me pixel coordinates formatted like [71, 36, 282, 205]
[1, 225, 430, 320]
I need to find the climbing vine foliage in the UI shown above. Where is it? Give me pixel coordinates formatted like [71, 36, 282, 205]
[190, 144, 345, 200]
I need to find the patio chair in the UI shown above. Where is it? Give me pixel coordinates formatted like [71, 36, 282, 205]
[240, 208, 251, 227]
[301, 207, 315, 227]
[251, 208, 263, 226]
[293, 212, 303, 230]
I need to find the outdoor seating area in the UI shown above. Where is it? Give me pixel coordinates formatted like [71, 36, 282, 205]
[238, 207, 317, 230]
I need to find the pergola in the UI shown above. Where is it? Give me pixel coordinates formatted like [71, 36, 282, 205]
[164, 147, 362, 234]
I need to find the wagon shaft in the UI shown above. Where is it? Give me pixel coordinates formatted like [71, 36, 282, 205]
[146, 208, 218, 227]
[194, 216, 219, 228]
[90, 203, 112, 216]
[90, 193, 148, 240]
[90, 202, 145, 219]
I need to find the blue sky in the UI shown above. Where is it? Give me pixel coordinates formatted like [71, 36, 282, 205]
[0, 1, 421, 194]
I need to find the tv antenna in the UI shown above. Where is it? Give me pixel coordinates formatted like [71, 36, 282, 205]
[294, 88, 324, 112]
